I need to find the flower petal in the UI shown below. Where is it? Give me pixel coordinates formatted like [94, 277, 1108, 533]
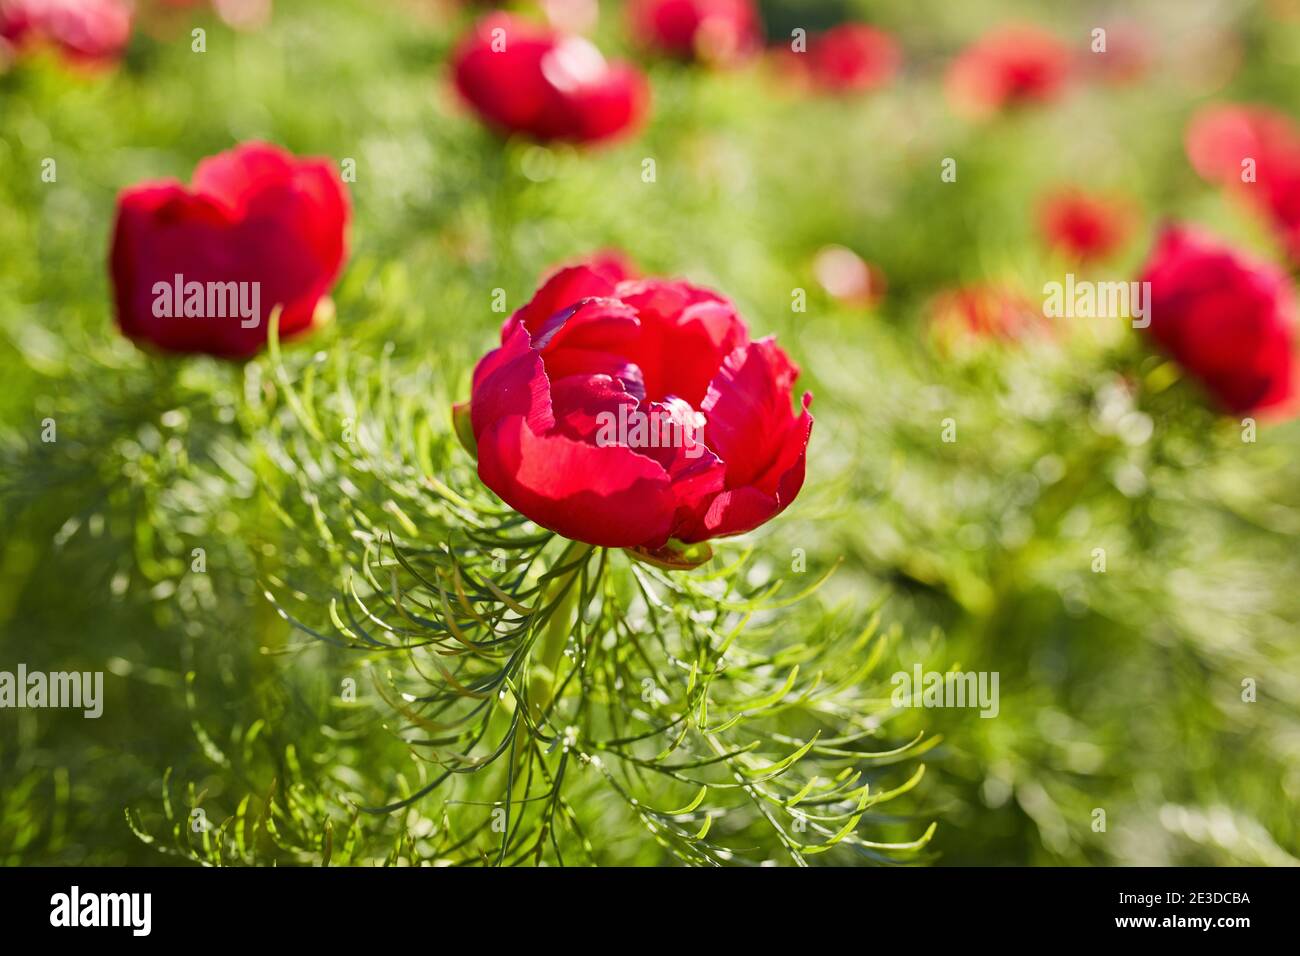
[615, 278, 749, 405]
[477, 415, 677, 548]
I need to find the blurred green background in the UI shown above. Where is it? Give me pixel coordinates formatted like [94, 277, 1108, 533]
[2, 0, 1298, 865]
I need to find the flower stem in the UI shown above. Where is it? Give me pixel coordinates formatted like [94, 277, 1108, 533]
[521, 541, 593, 731]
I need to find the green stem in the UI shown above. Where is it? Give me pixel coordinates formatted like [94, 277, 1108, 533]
[507, 542, 593, 804]
[527, 542, 593, 723]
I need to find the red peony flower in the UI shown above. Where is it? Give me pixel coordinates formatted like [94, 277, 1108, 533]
[1138, 225, 1296, 416]
[109, 141, 350, 360]
[452, 13, 648, 145]
[1185, 103, 1300, 266]
[1037, 188, 1136, 263]
[627, 0, 760, 66]
[946, 24, 1071, 118]
[0, 0, 132, 69]
[1185, 103, 1300, 188]
[782, 23, 900, 95]
[461, 255, 813, 552]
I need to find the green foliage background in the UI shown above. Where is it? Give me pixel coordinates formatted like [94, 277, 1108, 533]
[1, 0, 1298, 865]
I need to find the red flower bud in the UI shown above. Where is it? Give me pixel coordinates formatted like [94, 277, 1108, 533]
[109, 142, 350, 360]
[1038, 188, 1136, 263]
[452, 13, 649, 145]
[778, 23, 900, 95]
[946, 24, 1071, 118]
[627, 0, 761, 66]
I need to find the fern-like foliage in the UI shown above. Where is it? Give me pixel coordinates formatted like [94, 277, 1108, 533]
[128, 324, 935, 866]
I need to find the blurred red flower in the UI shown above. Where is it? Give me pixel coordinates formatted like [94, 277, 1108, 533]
[626, 0, 761, 66]
[1038, 188, 1136, 263]
[0, 0, 132, 69]
[1186, 103, 1300, 187]
[463, 255, 813, 550]
[109, 142, 350, 360]
[1186, 103, 1300, 266]
[930, 284, 1044, 349]
[779, 22, 900, 95]
[452, 13, 648, 144]
[1139, 225, 1296, 416]
[1264, 163, 1300, 265]
[812, 245, 886, 307]
[946, 24, 1071, 118]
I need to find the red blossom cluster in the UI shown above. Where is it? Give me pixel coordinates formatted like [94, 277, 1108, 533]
[94, 7, 1300, 548]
